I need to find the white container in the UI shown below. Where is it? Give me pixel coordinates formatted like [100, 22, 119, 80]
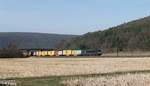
[75, 50, 82, 56]
[58, 51, 63, 56]
[72, 50, 82, 56]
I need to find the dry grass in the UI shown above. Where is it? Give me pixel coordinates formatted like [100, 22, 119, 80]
[102, 51, 150, 56]
[0, 57, 150, 79]
[61, 73, 150, 86]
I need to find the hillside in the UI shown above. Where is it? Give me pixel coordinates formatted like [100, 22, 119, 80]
[61, 16, 150, 52]
[0, 32, 76, 49]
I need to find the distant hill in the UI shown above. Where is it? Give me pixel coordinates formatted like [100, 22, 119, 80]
[62, 16, 150, 52]
[0, 32, 77, 49]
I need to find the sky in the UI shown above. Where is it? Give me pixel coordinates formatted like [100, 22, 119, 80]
[0, 0, 150, 35]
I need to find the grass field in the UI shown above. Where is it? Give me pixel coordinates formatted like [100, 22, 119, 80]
[1, 57, 150, 86]
[102, 51, 150, 57]
[61, 73, 150, 86]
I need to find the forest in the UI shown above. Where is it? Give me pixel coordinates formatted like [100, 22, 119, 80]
[59, 16, 150, 52]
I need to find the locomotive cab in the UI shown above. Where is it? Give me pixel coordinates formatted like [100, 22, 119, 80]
[97, 49, 102, 56]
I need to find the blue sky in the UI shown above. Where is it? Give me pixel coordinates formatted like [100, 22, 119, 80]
[0, 0, 150, 35]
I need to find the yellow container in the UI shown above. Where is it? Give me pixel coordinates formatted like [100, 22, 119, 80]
[41, 51, 48, 56]
[63, 50, 72, 56]
[48, 51, 55, 56]
[37, 51, 42, 56]
[72, 50, 76, 56]
[45, 51, 48, 56]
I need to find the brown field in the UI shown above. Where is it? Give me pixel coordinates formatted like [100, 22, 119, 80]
[61, 73, 150, 86]
[0, 57, 150, 79]
[102, 51, 150, 56]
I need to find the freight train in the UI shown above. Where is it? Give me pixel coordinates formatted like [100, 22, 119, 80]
[23, 49, 102, 57]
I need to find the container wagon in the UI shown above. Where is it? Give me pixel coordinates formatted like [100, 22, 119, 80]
[26, 49, 102, 57]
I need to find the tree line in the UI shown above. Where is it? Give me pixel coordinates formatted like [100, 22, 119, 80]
[57, 16, 150, 52]
[0, 43, 25, 58]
